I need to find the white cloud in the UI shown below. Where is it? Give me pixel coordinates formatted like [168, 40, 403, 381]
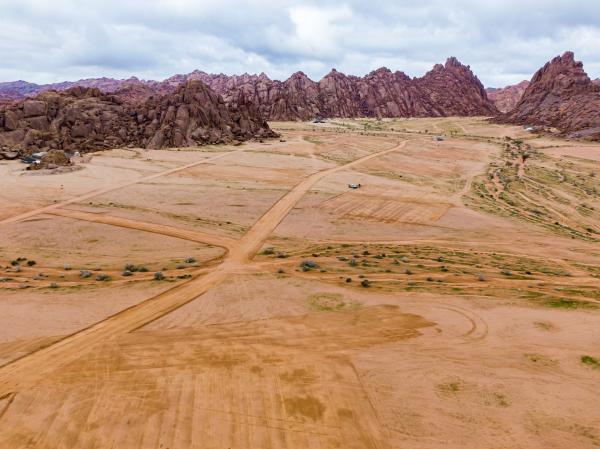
[0, 0, 598, 86]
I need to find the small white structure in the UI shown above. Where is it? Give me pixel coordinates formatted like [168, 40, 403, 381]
[348, 183, 361, 189]
[32, 151, 47, 159]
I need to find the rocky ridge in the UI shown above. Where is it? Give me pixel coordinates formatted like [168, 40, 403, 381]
[0, 80, 276, 159]
[486, 80, 530, 112]
[495, 52, 600, 140]
[0, 58, 497, 120]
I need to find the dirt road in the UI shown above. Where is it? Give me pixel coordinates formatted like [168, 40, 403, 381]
[0, 150, 242, 226]
[0, 140, 406, 396]
[47, 208, 237, 250]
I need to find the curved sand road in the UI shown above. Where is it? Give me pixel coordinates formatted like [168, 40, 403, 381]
[0, 149, 243, 226]
[46, 208, 238, 251]
[0, 140, 407, 396]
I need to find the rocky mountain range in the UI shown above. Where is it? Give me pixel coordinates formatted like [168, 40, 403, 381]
[495, 52, 600, 140]
[0, 57, 498, 120]
[0, 80, 276, 158]
[161, 58, 498, 120]
[486, 81, 529, 112]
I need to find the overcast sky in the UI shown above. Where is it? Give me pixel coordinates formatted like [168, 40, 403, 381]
[1, 0, 599, 87]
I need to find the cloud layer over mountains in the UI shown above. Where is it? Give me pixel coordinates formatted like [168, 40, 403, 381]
[1, 0, 599, 87]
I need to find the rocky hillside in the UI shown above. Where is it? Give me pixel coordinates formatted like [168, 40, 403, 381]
[0, 80, 276, 156]
[0, 58, 497, 120]
[495, 52, 600, 140]
[486, 80, 530, 112]
[211, 58, 497, 120]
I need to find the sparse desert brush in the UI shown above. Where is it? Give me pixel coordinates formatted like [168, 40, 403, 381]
[124, 264, 148, 273]
[95, 274, 110, 281]
[79, 270, 92, 278]
[300, 259, 318, 271]
[581, 355, 600, 369]
[261, 247, 275, 255]
[360, 279, 371, 288]
[154, 272, 165, 280]
[185, 257, 196, 264]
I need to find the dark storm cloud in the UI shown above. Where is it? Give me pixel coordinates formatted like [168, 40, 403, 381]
[0, 0, 599, 86]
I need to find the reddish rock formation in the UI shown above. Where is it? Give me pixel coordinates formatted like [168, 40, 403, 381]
[593, 78, 600, 87]
[495, 52, 600, 140]
[1, 57, 497, 120]
[216, 58, 497, 120]
[414, 57, 497, 116]
[486, 80, 530, 113]
[0, 80, 276, 157]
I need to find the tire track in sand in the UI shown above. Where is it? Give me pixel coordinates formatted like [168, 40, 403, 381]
[0, 149, 243, 226]
[0, 140, 407, 396]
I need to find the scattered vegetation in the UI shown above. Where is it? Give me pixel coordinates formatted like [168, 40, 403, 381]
[581, 355, 600, 369]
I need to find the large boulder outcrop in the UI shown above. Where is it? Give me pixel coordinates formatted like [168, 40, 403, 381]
[206, 58, 497, 120]
[0, 80, 277, 156]
[494, 52, 600, 140]
[486, 81, 530, 113]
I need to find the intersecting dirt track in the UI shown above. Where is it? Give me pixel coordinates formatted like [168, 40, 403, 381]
[0, 118, 599, 449]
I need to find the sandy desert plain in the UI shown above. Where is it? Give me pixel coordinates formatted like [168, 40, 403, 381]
[0, 117, 599, 449]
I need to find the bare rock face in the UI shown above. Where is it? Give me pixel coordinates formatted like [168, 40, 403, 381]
[495, 52, 600, 140]
[0, 80, 277, 159]
[1, 57, 496, 120]
[486, 81, 530, 113]
[211, 58, 497, 120]
[593, 78, 600, 87]
[140, 80, 276, 148]
[414, 57, 498, 116]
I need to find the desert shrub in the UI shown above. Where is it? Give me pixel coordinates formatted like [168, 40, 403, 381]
[122, 270, 133, 277]
[404, 269, 412, 275]
[477, 273, 487, 282]
[277, 268, 285, 274]
[581, 355, 600, 368]
[154, 272, 165, 280]
[95, 274, 110, 281]
[27, 260, 36, 267]
[64, 264, 72, 271]
[261, 247, 275, 255]
[346, 277, 352, 283]
[185, 257, 196, 264]
[49, 283, 58, 289]
[360, 279, 371, 288]
[124, 264, 148, 273]
[349, 258, 358, 267]
[79, 270, 92, 279]
[300, 259, 318, 271]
